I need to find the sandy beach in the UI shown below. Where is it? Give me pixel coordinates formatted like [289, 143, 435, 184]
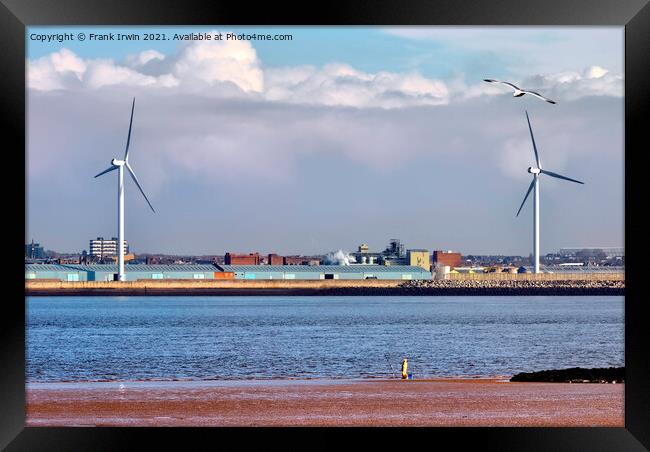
[26, 379, 624, 427]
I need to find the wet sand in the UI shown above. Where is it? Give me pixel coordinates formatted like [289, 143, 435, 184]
[26, 379, 624, 426]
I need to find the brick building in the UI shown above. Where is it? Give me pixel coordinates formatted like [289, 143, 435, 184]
[432, 250, 462, 268]
[225, 252, 261, 265]
[284, 256, 310, 265]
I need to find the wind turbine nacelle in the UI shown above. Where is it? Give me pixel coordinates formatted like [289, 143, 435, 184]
[111, 158, 125, 166]
[528, 167, 541, 174]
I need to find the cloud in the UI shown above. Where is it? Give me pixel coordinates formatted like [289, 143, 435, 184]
[452, 65, 622, 103]
[29, 48, 620, 110]
[28, 49, 179, 90]
[28, 36, 450, 109]
[126, 49, 166, 67]
[265, 63, 449, 108]
[499, 138, 535, 181]
[84, 59, 163, 89]
[27, 85, 622, 255]
[28, 48, 86, 90]
[28, 35, 263, 93]
[26, 29, 624, 255]
[173, 38, 264, 93]
[28, 29, 623, 113]
[530, 66, 623, 100]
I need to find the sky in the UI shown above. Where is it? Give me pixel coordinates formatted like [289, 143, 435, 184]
[26, 26, 624, 256]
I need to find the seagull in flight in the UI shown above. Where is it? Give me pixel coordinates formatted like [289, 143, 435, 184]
[483, 79, 556, 104]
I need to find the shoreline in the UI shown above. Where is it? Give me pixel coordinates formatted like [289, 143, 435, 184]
[26, 378, 624, 427]
[27, 376, 513, 387]
[25, 279, 624, 297]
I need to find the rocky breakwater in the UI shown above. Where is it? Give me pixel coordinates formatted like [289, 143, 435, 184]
[511, 367, 624, 383]
[397, 279, 624, 296]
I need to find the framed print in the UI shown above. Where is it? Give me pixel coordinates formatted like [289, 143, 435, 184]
[3, 0, 649, 449]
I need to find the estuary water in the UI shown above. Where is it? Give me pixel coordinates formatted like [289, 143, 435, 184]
[26, 296, 624, 382]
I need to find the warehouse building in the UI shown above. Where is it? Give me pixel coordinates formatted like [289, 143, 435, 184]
[25, 264, 219, 281]
[26, 264, 91, 282]
[26, 263, 432, 282]
[217, 264, 432, 280]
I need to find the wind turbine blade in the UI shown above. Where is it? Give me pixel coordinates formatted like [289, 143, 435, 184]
[525, 110, 541, 169]
[124, 98, 136, 161]
[94, 165, 118, 178]
[125, 162, 155, 213]
[540, 169, 584, 184]
[516, 179, 535, 217]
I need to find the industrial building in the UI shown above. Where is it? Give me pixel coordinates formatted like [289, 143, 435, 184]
[26, 263, 431, 281]
[377, 239, 407, 265]
[89, 237, 129, 259]
[350, 243, 381, 265]
[217, 264, 431, 280]
[266, 254, 319, 265]
[25, 264, 219, 282]
[25, 240, 45, 259]
[282, 256, 319, 265]
[224, 252, 260, 265]
[349, 239, 428, 268]
[406, 249, 431, 271]
[433, 250, 462, 268]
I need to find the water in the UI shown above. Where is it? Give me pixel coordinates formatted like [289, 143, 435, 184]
[26, 296, 624, 382]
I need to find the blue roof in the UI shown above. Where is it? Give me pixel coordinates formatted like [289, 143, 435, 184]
[217, 264, 430, 273]
[25, 264, 218, 272]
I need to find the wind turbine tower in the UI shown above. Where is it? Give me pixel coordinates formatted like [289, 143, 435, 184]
[94, 98, 155, 281]
[516, 111, 584, 273]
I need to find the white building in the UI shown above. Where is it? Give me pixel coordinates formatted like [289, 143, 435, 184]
[89, 237, 129, 259]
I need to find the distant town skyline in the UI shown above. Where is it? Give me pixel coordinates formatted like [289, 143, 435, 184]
[27, 237, 624, 259]
[26, 26, 624, 255]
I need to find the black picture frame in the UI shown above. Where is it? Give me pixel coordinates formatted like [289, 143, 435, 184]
[4, 0, 648, 449]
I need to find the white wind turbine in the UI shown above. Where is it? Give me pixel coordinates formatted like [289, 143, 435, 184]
[94, 98, 155, 281]
[516, 110, 584, 273]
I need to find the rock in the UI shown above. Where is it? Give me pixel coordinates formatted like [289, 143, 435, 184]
[510, 367, 624, 383]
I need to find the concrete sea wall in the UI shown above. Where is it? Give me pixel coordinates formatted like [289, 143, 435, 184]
[445, 272, 624, 281]
[25, 276, 624, 296]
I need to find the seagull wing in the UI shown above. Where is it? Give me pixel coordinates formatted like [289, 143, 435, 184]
[500, 81, 520, 90]
[525, 91, 556, 104]
[484, 79, 519, 91]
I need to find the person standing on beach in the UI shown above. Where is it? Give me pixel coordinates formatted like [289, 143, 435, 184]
[401, 358, 408, 379]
